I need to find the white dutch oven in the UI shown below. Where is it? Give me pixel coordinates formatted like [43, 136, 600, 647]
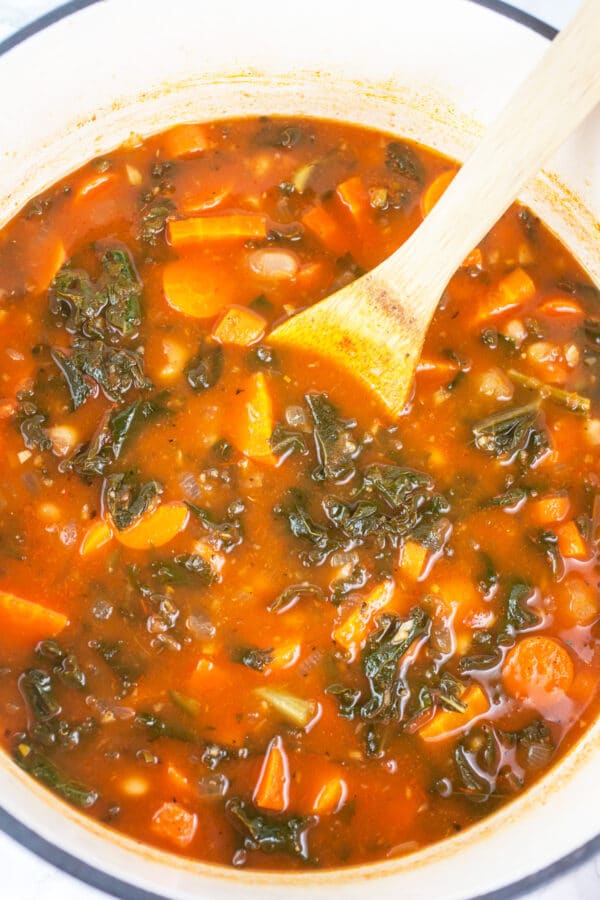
[0, 1, 599, 897]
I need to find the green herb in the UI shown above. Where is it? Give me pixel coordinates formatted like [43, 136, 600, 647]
[226, 797, 315, 861]
[269, 423, 309, 459]
[68, 400, 141, 478]
[385, 142, 424, 182]
[306, 393, 358, 482]
[233, 647, 274, 672]
[185, 342, 224, 392]
[330, 564, 368, 604]
[481, 487, 528, 509]
[276, 490, 339, 566]
[531, 529, 563, 578]
[472, 402, 548, 464]
[185, 501, 243, 552]
[50, 348, 92, 410]
[134, 711, 196, 743]
[326, 684, 362, 719]
[104, 473, 162, 531]
[508, 369, 590, 415]
[14, 743, 98, 808]
[69, 339, 150, 402]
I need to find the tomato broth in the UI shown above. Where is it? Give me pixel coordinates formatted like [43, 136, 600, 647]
[0, 117, 598, 870]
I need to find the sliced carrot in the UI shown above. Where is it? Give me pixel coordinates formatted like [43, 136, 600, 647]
[74, 171, 115, 203]
[113, 502, 189, 550]
[502, 636, 574, 708]
[556, 520, 588, 560]
[560, 576, 599, 627]
[335, 176, 370, 223]
[420, 169, 457, 217]
[163, 124, 210, 159]
[212, 305, 266, 347]
[333, 580, 394, 656]
[301, 205, 348, 256]
[167, 214, 267, 246]
[312, 775, 347, 815]
[0, 590, 68, 649]
[267, 641, 301, 671]
[418, 683, 489, 742]
[79, 519, 113, 556]
[569, 669, 598, 706]
[162, 255, 235, 319]
[230, 371, 276, 465]
[538, 297, 584, 318]
[166, 764, 195, 799]
[150, 801, 198, 848]
[528, 493, 570, 527]
[478, 267, 536, 321]
[253, 735, 290, 812]
[399, 540, 429, 581]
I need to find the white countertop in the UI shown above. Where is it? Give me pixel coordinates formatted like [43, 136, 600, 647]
[0, 1, 598, 898]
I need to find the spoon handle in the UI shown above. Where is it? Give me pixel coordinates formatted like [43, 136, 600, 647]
[382, 0, 600, 311]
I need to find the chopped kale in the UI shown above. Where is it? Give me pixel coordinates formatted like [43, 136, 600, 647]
[50, 347, 92, 410]
[91, 640, 142, 697]
[70, 339, 150, 401]
[385, 142, 424, 182]
[499, 581, 540, 643]
[101, 248, 143, 336]
[18, 669, 61, 723]
[276, 489, 339, 566]
[481, 487, 528, 509]
[185, 341, 224, 392]
[531, 529, 563, 578]
[14, 743, 98, 808]
[267, 582, 326, 613]
[134, 711, 196, 743]
[36, 640, 86, 690]
[473, 402, 548, 465]
[325, 684, 362, 719]
[103, 472, 162, 530]
[139, 198, 175, 246]
[226, 797, 315, 861]
[152, 553, 215, 586]
[68, 400, 142, 478]
[360, 607, 429, 721]
[16, 398, 52, 451]
[306, 393, 359, 482]
[330, 564, 368, 604]
[232, 646, 274, 672]
[269, 423, 309, 459]
[185, 501, 243, 552]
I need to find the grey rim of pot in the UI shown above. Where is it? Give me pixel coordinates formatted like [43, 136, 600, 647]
[0, 2, 598, 899]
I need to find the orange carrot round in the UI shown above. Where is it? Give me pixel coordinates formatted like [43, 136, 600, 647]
[113, 502, 189, 550]
[503, 636, 574, 708]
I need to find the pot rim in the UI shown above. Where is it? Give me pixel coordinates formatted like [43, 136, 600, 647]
[0, 2, 598, 899]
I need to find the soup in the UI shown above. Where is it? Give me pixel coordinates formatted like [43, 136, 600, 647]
[0, 117, 598, 869]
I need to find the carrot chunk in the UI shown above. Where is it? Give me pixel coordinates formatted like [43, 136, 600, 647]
[418, 683, 489, 742]
[399, 540, 429, 581]
[333, 580, 394, 656]
[538, 297, 584, 318]
[162, 123, 210, 159]
[0, 591, 68, 649]
[301, 205, 348, 256]
[212, 305, 266, 347]
[167, 214, 267, 246]
[253, 736, 290, 812]
[528, 493, 570, 527]
[151, 802, 198, 848]
[502, 636, 574, 708]
[113, 502, 189, 550]
[478, 267, 536, 320]
[79, 519, 113, 556]
[556, 520, 588, 560]
[163, 256, 235, 319]
[420, 169, 457, 217]
[335, 176, 370, 223]
[230, 371, 276, 464]
[267, 640, 301, 671]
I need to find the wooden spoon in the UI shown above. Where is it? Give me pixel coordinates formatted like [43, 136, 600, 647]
[270, 0, 600, 417]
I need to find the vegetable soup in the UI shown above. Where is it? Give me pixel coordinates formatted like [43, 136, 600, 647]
[0, 117, 598, 869]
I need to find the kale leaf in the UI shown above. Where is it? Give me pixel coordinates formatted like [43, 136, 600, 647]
[226, 797, 316, 861]
[306, 393, 359, 482]
[14, 743, 98, 808]
[185, 341, 224, 392]
[473, 402, 548, 465]
[185, 501, 243, 552]
[103, 473, 162, 530]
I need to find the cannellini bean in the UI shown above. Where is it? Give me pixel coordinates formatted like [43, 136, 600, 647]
[48, 424, 79, 457]
[478, 367, 514, 401]
[501, 318, 528, 347]
[159, 338, 187, 380]
[564, 343, 580, 367]
[249, 248, 299, 280]
[120, 776, 149, 797]
[527, 341, 562, 364]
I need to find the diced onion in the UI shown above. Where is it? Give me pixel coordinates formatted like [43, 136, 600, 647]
[285, 405, 308, 428]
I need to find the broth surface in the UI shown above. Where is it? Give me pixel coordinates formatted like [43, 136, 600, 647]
[0, 117, 598, 869]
